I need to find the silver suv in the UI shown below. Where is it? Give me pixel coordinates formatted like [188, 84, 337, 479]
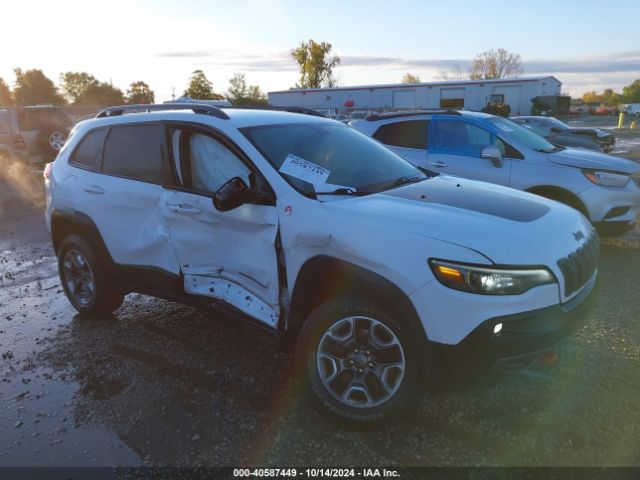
[352, 110, 640, 237]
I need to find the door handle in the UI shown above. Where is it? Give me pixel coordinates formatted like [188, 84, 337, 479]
[167, 203, 202, 215]
[428, 161, 448, 168]
[83, 185, 105, 194]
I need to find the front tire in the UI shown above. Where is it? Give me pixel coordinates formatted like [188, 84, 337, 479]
[58, 235, 123, 314]
[296, 296, 422, 427]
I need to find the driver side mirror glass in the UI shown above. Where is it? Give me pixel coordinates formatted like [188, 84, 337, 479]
[481, 145, 504, 168]
[213, 176, 252, 212]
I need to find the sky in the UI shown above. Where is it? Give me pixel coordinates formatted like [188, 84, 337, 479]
[1, 0, 639, 102]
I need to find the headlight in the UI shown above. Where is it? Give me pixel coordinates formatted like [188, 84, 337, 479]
[583, 170, 630, 188]
[429, 259, 556, 295]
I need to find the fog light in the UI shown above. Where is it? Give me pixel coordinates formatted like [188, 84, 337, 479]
[493, 323, 503, 334]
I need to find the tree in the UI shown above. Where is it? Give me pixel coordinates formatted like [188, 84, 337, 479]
[623, 79, 640, 104]
[469, 48, 523, 80]
[127, 81, 155, 104]
[582, 91, 600, 103]
[75, 82, 125, 107]
[13, 68, 65, 105]
[401, 73, 420, 84]
[183, 70, 223, 100]
[225, 73, 267, 105]
[60, 72, 98, 104]
[601, 88, 621, 105]
[291, 39, 340, 88]
[0, 77, 12, 106]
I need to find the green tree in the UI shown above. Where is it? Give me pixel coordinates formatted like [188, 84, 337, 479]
[582, 91, 600, 103]
[601, 88, 621, 105]
[291, 39, 340, 88]
[469, 48, 523, 80]
[401, 73, 420, 84]
[127, 81, 155, 104]
[183, 70, 223, 100]
[75, 82, 125, 107]
[225, 73, 267, 105]
[623, 79, 640, 104]
[60, 72, 98, 104]
[0, 77, 12, 106]
[13, 68, 65, 105]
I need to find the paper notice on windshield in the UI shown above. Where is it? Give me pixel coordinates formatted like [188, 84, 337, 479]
[495, 123, 514, 132]
[279, 154, 330, 185]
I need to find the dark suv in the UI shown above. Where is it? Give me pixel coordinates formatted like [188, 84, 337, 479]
[0, 106, 73, 165]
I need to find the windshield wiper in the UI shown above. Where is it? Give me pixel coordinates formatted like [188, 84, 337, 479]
[375, 175, 427, 192]
[315, 187, 366, 196]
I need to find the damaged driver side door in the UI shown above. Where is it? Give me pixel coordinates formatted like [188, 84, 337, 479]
[161, 123, 280, 329]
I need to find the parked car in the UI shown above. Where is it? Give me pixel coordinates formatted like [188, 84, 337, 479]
[621, 103, 640, 116]
[511, 116, 615, 152]
[46, 104, 598, 426]
[352, 110, 640, 237]
[0, 106, 73, 164]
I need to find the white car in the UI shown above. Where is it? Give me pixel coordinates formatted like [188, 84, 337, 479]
[45, 104, 598, 426]
[351, 110, 640, 237]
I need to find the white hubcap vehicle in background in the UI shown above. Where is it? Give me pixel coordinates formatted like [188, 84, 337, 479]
[49, 131, 66, 151]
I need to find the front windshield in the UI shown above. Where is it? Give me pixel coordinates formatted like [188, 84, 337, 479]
[490, 118, 558, 153]
[242, 122, 428, 196]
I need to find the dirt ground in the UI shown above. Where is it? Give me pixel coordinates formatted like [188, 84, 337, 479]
[1, 128, 640, 469]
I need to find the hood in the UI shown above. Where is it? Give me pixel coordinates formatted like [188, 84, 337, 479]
[568, 127, 610, 138]
[324, 175, 593, 267]
[548, 147, 638, 173]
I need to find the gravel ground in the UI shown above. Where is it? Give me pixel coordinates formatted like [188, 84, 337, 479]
[0, 140, 640, 469]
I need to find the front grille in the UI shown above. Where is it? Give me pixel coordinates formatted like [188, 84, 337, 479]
[557, 231, 599, 297]
[632, 171, 640, 188]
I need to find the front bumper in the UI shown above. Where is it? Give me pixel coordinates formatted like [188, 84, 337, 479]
[579, 183, 640, 227]
[431, 271, 597, 364]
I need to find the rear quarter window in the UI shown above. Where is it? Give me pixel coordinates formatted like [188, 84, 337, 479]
[373, 120, 428, 149]
[69, 128, 108, 170]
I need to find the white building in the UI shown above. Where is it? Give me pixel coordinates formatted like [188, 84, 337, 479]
[268, 76, 562, 117]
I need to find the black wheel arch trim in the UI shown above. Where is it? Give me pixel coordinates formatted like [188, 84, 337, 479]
[280, 255, 427, 351]
[526, 185, 590, 219]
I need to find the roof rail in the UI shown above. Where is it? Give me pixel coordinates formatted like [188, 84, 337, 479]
[225, 105, 326, 117]
[365, 109, 462, 121]
[95, 103, 230, 120]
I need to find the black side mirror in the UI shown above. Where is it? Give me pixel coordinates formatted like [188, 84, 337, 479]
[213, 177, 252, 212]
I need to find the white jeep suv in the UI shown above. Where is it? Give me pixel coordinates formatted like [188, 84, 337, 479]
[45, 104, 598, 425]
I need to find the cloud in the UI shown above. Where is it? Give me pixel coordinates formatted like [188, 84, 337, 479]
[155, 48, 640, 75]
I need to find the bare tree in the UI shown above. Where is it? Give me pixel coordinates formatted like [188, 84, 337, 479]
[439, 64, 467, 81]
[469, 48, 523, 80]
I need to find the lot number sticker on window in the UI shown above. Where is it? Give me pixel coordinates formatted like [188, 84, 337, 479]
[279, 154, 330, 185]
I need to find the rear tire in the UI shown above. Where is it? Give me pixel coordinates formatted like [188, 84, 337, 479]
[58, 235, 123, 315]
[296, 295, 423, 427]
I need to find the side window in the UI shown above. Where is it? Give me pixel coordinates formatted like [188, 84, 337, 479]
[430, 120, 503, 158]
[102, 124, 165, 184]
[69, 128, 107, 170]
[373, 120, 428, 149]
[171, 130, 251, 194]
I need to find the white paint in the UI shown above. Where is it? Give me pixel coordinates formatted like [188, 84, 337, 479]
[46, 109, 610, 349]
[184, 274, 278, 327]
